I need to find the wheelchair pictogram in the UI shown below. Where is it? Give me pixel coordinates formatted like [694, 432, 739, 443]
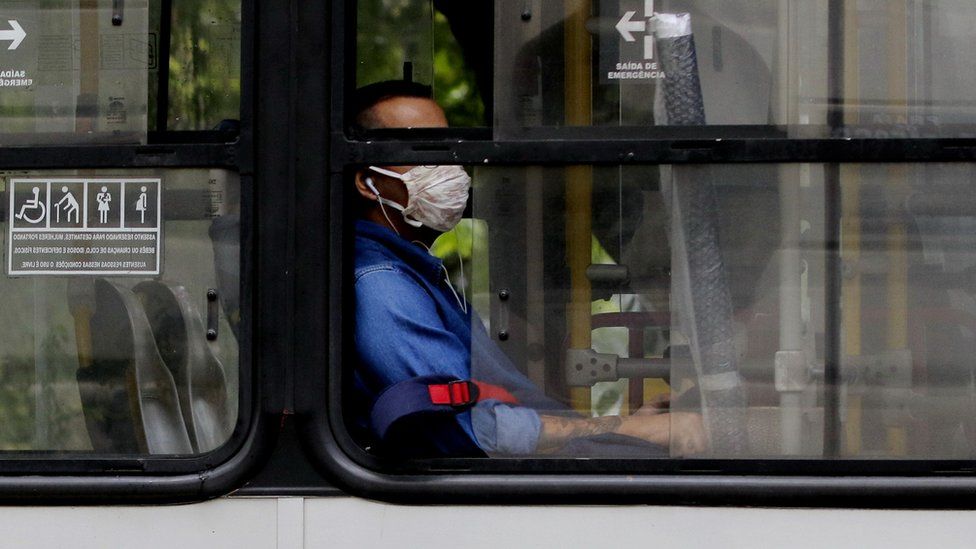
[14, 186, 47, 225]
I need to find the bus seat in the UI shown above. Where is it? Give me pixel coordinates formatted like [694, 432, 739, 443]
[74, 279, 193, 454]
[134, 281, 232, 453]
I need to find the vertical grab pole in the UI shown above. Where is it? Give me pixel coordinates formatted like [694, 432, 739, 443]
[70, 1, 101, 446]
[565, 0, 593, 414]
[885, 0, 910, 456]
[778, 177, 804, 455]
[775, 0, 806, 456]
[839, 0, 864, 457]
[773, 0, 792, 125]
[156, 0, 174, 132]
[77, 0, 101, 134]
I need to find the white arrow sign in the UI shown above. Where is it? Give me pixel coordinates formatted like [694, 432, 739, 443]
[0, 20, 26, 51]
[615, 11, 646, 42]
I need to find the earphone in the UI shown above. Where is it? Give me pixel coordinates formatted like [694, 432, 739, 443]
[363, 176, 467, 313]
[364, 176, 380, 197]
[364, 175, 403, 235]
[363, 174, 422, 231]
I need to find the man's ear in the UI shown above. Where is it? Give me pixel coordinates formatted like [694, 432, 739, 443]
[354, 170, 377, 201]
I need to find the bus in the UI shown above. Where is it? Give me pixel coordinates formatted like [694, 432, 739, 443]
[3, 0, 976, 546]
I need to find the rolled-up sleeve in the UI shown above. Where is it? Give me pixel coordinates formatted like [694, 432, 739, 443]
[471, 401, 542, 455]
[356, 264, 544, 456]
[357, 266, 488, 455]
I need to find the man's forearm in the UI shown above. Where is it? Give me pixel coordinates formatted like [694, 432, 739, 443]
[536, 415, 622, 452]
[536, 413, 672, 453]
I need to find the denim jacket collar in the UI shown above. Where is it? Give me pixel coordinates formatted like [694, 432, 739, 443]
[355, 220, 444, 282]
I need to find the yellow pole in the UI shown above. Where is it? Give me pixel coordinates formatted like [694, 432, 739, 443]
[840, 167, 862, 455]
[840, 0, 863, 456]
[885, 2, 909, 353]
[885, 0, 910, 456]
[70, 2, 101, 375]
[565, 0, 593, 413]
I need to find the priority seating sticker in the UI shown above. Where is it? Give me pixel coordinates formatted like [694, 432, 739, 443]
[7, 178, 161, 276]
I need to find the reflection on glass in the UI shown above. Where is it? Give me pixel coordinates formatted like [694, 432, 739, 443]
[353, 162, 976, 460]
[357, 0, 434, 91]
[0, 0, 150, 145]
[0, 169, 240, 454]
[0, 0, 243, 140]
[167, 0, 242, 131]
[355, 0, 487, 127]
[491, 0, 976, 137]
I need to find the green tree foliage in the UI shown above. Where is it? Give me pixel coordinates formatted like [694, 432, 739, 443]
[167, 0, 242, 130]
[167, 0, 483, 129]
[431, 10, 484, 127]
[0, 305, 88, 451]
[0, 357, 34, 449]
[357, 0, 484, 126]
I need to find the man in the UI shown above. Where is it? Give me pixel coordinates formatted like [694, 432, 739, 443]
[350, 80, 705, 458]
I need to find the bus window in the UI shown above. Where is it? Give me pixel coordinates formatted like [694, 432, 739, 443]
[348, 161, 976, 460]
[0, 169, 240, 454]
[164, 0, 241, 131]
[326, 0, 976, 503]
[0, 0, 241, 144]
[355, 0, 485, 127]
[491, 0, 976, 138]
[0, 1, 151, 145]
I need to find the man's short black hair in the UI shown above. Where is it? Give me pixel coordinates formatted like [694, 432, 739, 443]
[349, 80, 434, 132]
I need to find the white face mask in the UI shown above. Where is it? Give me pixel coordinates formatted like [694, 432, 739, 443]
[366, 165, 471, 233]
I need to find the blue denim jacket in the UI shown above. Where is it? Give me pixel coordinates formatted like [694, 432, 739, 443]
[353, 220, 561, 455]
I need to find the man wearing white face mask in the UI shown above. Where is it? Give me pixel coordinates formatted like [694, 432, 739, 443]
[350, 81, 705, 458]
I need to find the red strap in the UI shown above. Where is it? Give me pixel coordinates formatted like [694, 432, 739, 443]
[427, 380, 520, 406]
[428, 381, 473, 406]
[473, 381, 519, 405]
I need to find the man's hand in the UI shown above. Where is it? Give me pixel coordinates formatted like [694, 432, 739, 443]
[616, 406, 707, 454]
[667, 412, 707, 455]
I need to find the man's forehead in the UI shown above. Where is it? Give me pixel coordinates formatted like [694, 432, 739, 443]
[371, 96, 448, 129]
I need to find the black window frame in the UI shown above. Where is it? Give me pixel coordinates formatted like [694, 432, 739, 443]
[0, 0, 287, 504]
[294, 0, 976, 507]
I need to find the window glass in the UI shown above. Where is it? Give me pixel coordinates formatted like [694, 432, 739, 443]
[0, 0, 150, 145]
[350, 162, 976, 460]
[355, 0, 486, 127]
[0, 169, 240, 454]
[166, 0, 242, 131]
[0, 0, 242, 143]
[492, 0, 976, 138]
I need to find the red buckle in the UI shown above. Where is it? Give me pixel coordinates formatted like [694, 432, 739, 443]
[428, 380, 479, 407]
